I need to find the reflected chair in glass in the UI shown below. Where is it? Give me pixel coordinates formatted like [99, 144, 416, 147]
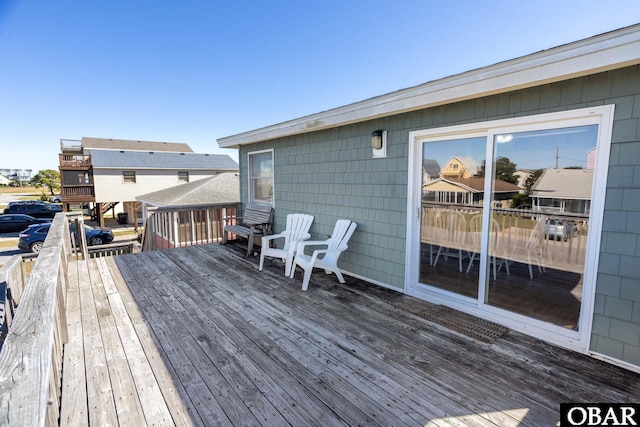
[432, 210, 469, 272]
[466, 215, 510, 279]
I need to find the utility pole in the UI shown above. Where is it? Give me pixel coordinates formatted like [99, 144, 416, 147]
[556, 145, 559, 169]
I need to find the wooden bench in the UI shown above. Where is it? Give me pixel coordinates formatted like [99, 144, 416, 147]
[221, 203, 274, 256]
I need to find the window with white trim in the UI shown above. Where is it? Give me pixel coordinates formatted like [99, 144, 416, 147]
[178, 171, 189, 183]
[248, 150, 274, 205]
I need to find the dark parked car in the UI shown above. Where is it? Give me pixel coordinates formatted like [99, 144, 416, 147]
[18, 223, 114, 253]
[0, 214, 51, 233]
[4, 200, 63, 218]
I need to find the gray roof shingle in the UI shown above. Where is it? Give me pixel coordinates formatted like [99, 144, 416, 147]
[530, 169, 593, 200]
[88, 149, 238, 170]
[136, 173, 240, 207]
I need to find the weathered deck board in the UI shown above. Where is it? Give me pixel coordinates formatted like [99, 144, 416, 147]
[100, 258, 179, 427]
[60, 242, 640, 426]
[103, 256, 196, 427]
[86, 259, 147, 427]
[61, 258, 185, 426]
[76, 259, 120, 426]
[60, 260, 88, 427]
[174, 246, 528, 426]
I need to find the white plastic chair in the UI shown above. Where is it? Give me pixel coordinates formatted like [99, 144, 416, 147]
[259, 213, 314, 276]
[290, 219, 357, 291]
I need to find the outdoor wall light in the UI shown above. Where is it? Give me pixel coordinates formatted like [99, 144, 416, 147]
[371, 130, 387, 158]
[371, 130, 385, 149]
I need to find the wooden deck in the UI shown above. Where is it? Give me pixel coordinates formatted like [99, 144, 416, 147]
[61, 242, 640, 426]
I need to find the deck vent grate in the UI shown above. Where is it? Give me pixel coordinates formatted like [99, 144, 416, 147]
[417, 305, 508, 343]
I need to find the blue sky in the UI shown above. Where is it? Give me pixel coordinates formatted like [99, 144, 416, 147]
[424, 125, 598, 171]
[1, 1, 638, 173]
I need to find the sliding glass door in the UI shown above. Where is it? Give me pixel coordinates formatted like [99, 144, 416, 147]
[484, 125, 597, 330]
[419, 136, 485, 300]
[407, 106, 613, 350]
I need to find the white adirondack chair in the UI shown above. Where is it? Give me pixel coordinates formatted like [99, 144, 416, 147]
[290, 219, 357, 291]
[259, 213, 314, 276]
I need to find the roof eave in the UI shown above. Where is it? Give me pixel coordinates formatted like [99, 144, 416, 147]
[92, 166, 239, 171]
[217, 24, 640, 148]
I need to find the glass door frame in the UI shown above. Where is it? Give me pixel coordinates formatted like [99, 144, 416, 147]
[405, 105, 615, 353]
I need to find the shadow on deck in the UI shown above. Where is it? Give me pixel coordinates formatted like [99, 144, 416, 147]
[63, 242, 640, 426]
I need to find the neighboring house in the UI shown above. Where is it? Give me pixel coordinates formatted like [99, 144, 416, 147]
[439, 156, 479, 179]
[422, 159, 441, 183]
[422, 177, 520, 206]
[217, 25, 640, 373]
[136, 173, 240, 249]
[0, 169, 32, 185]
[530, 169, 593, 214]
[58, 137, 238, 226]
[0, 175, 11, 185]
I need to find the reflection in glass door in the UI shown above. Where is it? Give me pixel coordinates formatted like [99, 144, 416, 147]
[485, 125, 597, 330]
[419, 136, 485, 299]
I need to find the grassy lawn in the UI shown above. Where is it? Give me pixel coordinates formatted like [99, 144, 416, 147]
[0, 239, 18, 248]
[0, 186, 41, 194]
[1, 186, 53, 209]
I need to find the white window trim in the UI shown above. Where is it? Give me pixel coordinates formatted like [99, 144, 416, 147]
[247, 149, 275, 206]
[405, 105, 615, 353]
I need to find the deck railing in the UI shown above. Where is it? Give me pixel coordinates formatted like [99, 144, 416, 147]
[58, 153, 92, 168]
[0, 213, 74, 426]
[141, 202, 240, 251]
[0, 213, 139, 425]
[60, 184, 95, 199]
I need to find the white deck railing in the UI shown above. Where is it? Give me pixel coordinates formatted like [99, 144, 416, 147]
[141, 202, 240, 251]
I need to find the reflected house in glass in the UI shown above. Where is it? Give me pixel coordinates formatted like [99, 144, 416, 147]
[530, 169, 593, 214]
[439, 156, 479, 179]
[422, 176, 520, 205]
[422, 159, 441, 183]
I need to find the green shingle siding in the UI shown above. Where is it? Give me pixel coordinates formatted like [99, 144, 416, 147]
[238, 65, 640, 367]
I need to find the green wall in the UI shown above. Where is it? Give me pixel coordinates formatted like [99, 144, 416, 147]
[239, 65, 640, 367]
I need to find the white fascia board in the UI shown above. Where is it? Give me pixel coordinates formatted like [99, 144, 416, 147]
[217, 25, 640, 148]
[92, 167, 238, 171]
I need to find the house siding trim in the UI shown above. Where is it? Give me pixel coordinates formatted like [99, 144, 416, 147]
[219, 25, 640, 148]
